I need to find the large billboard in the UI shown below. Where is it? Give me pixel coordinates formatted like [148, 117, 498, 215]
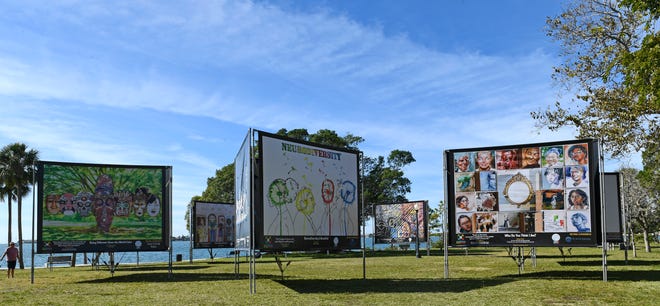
[192, 201, 235, 248]
[256, 131, 361, 251]
[234, 130, 252, 250]
[374, 201, 427, 244]
[604, 172, 623, 243]
[37, 161, 171, 253]
[445, 139, 602, 247]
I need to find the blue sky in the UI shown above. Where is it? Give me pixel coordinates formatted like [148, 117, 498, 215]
[0, 0, 638, 239]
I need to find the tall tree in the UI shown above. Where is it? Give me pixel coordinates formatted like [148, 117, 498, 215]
[0, 143, 39, 269]
[362, 150, 416, 218]
[619, 167, 658, 252]
[637, 128, 660, 192]
[535, 1, 659, 252]
[184, 165, 235, 234]
[201, 164, 235, 203]
[0, 181, 17, 244]
[532, 0, 658, 157]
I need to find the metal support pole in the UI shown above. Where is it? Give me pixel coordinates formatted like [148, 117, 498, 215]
[443, 152, 449, 279]
[30, 164, 36, 284]
[426, 201, 430, 256]
[598, 140, 608, 282]
[167, 167, 173, 279]
[620, 173, 628, 264]
[361, 152, 366, 279]
[190, 202, 194, 264]
[249, 129, 256, 294]
[415, 204, 421, 258]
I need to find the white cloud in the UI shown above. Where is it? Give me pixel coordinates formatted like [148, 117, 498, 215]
[0, 0, 559, 133]
[4, 0, 630, 236]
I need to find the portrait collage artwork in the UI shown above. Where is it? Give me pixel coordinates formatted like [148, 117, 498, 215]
[452, 143, 593, 241]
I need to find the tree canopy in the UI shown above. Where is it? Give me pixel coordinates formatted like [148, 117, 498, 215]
[200, 164, 235, 203]
[184, 164, 234, 232]
[534, 1, 659, 231]
[361, 150, 416, 217]
[276, 128, 364, 150]
[532, 0, 659, 157]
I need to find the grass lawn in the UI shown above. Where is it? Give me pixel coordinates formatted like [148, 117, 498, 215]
[1, 245, 658, 305]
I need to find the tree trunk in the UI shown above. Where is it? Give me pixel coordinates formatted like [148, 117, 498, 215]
[643, 230, 651, 252]
[6, 196, 12, 244]
[632, 231, 637, 257]
[17, 190, 25, 269]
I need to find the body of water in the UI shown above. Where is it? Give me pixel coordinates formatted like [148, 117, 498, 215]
[1, 237, 436, 269]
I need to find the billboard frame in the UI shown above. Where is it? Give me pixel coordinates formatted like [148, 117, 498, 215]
[36, 161, 172, 254]
[445, 139, 603, 248]
[192, 200, 236, 249]
[255, 130, 362, 251]
[374, 200, 428, 245]
[603, 172, 624, 243]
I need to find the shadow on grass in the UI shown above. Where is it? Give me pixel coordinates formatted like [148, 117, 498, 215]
[557, 259, 660, 267]
[508, 269, 660, 281]
[304, 248, 498, 259]
[108, 265, 209, 272]
[77, 272, 282, 283]
[509, 254, 603, 260]
[205, 260, 250, 265]
[276, 278, 514, 294]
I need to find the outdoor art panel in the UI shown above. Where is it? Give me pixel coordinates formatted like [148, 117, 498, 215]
[234, 130, 252, 249]
[258, 131, 360, 251]
[446, 140, 601, 247]
[193, 201, 235, 249]
[374, 201, 427, 244]
[37, 161, 171, 253]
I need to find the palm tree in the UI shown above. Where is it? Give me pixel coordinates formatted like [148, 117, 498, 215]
[0, 143, 39, 269]
[0, 182, 16, 244]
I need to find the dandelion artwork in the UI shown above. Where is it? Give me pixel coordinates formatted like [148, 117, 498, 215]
[260, 132, 359, 249]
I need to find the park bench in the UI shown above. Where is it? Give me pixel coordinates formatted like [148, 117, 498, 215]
[46, 255, 73, 268]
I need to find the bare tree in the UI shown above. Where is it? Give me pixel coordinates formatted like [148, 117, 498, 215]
[620, 167, 658, 252]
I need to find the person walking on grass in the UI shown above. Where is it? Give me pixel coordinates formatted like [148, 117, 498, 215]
[1, 242, 20, 278]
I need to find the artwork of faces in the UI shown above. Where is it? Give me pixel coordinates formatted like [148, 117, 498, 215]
[457, 214, 473, 233]
[454, 152, 474, 172]
[496, 149, 520, 170]
[147, 195, 161, 217]
[475, 151, 494, 171]
[542, 146, 564, 168]
[521, 147, 541, 168]
[452, 141, 593, 240]
[46, 194, 61, 214]
[193, 201, 235, 247]
[43, 177, 162, 233]
[40, 163, 167, 254]
[566, 144, 588, 165]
